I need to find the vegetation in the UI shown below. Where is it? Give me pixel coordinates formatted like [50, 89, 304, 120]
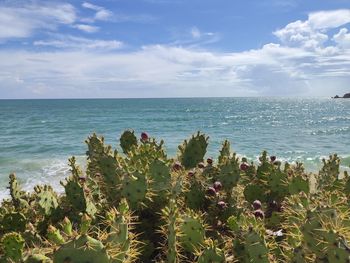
[1, 130, 350, 262]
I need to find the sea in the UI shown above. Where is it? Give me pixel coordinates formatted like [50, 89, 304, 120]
[1, 97, 350, 200]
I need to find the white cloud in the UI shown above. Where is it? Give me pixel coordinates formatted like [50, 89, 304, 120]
[82, 2, 112, 21]
[0, 2, 76, 41]
[1, 41, 349, 98]
[33, 35, 123, 50]
[73, 24, 99, 33]
[274, 9, 350, 49]
[333, 28, 350, 48]
[308, 10, 350, 29]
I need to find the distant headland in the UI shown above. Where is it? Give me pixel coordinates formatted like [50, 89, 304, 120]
[333, 93, 350, 98]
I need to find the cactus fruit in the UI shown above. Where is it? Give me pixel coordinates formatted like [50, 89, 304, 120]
[60, 217, 73, 236]
[53, 235, 109, 263]
[47, 225, 65, 245]
[120, 130, 138, 154]
[178, 132, 209, 169]
[1, 232, 25, 262]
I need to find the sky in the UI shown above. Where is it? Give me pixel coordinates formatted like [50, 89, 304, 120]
[0, 0, 349, 98]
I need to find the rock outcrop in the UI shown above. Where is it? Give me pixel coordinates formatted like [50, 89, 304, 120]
[333, 93, 350, 98]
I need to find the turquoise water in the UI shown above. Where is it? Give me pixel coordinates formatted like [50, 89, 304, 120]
[1, 98, 350, 199]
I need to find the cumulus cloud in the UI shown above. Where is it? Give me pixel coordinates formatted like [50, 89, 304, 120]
[274, 9, 350, 50]
[1, 41, 349, 98]
[333, 28, 350, 48]
[0, 2, 76, 41]
[0, 8, 350, 98]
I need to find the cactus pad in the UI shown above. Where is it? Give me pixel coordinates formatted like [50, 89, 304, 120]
[120, 130, 138, 154]
[178, 132, 209, 169]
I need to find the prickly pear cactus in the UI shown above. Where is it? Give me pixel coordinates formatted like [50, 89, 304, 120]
[161, 199, 180, 263]
[217, 154, 240, 192]
[47, 225, 65, 245]
[1, 232, 25, 262]
[218, 140, 231, 165]
[1, 212, 26, 232]
[120, 130, 138, 154]
[149, 160, 171, 192]
[184, 179, 206, 210]
[179, 212, 206, 253]
[288, 175, 309, 195]
[34, 185, 58, 216]
[121, 172, 148, 210]
[197, 239, 225, 263]
[24, 253, 51, 263]
[106, 200, 138, 263]
[243, 183, 266, 203]
[8, 173, 28, 209]
[61, 158, 96, 217]
[178, 132, 209, 169]
[53, 235, 109, 263]
[244, 229, 269, 263]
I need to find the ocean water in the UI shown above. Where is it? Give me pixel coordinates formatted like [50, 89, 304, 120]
[1, 97, 350, 200]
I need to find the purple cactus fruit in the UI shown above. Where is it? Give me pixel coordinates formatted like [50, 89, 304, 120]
[270, 156, 276, 162]
[187, 170, 195, 177]
[207, 187, 217, 196]
[141, 132, 149, 141]
[240, 162, 249, 171]
[213, 181, 222, 191]
[172, 161, 183, 171]
[78, 176, 87, 184]
[217, 201, 227, 209]
[207, 158, 213, 165]
[198, 162, 205, 168]
[252, 200, 262, 210]
[254, 209, 265, 219]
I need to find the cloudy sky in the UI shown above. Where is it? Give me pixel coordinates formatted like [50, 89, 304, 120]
[0, 0, 349, 98]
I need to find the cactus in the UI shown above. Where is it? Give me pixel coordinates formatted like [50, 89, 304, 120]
[8, 173, 28, 209]
[24, 253, 52, 263]
[47, 225, 65, 245]
[105, 199, 139, 263]
[34, 185, 58, 216]
[161, 199, 181, 263]
[217, 154, 240, 193]
[179, 211, 206, 253]
[197, 239, 225, 263]
[178, 132, 209, 169]
[121, 172, 148, 210]
[53, 235, 110, 263]
[2, 130, 350, 262]
[218, 140, 231, 165]
[1, 212, 26, 232]
[1, 232, 25, 262]
[120, 130, 138, 154]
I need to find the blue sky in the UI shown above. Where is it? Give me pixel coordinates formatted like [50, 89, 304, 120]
[0, 0, 349, 98]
